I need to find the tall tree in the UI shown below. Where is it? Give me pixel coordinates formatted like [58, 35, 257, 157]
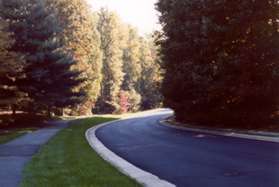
[138, 36, 162, 110]
[0, 18, 22, 113]
[121, 26, 142, 112]
[157, 0, 279, 127]
[0, 0, 29, 54]
[46, 0, 102, 115]
[95, 8, 124, 113]
[0, 0, 28, 113]
[17, 0, 84, 116]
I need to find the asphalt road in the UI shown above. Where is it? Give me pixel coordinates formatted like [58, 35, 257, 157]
[96, 109, 279, 187]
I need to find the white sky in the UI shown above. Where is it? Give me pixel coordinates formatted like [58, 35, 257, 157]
[86, 0, 160, 35]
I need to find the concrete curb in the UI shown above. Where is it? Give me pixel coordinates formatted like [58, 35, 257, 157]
[85, 119, 175, 187]
[160, 120, 279, 143]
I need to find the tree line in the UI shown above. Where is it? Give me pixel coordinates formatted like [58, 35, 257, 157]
[0, 0, 162, 118]
[156, 0, 279, 128]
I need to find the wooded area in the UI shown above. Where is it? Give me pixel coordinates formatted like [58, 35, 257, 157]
[157, 0, 279, 128]
[1, 0, 278, 129]
[0, 0, 162, 126]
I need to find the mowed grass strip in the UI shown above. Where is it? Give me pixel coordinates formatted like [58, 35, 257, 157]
[21, 117, 140, 187]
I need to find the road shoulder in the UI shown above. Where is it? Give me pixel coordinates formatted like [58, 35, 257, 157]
[160, 119, 279, 143]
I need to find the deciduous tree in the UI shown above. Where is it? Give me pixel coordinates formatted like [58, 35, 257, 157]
[121, 26, 142, 112]
[95, 8, 124, 113]
[138, 36, 162, 110]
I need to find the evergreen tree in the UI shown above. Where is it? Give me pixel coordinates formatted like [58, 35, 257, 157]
[157, 0, 279, 127]
[46, 0, 102, 115]
[18, 0, 84, 116]
[0, 0, 28, 113]
[95, 9, 124, 113]
[0, 19, 20, 112]
[0, 0, 29, 55]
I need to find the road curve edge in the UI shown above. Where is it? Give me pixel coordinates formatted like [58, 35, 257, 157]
[160, 120, 279, 143]
[85, 119, 176, 187]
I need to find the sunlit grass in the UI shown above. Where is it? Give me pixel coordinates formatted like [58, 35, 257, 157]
[21, 117, 140, 187]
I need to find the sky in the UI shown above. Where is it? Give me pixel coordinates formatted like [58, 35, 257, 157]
[86, 0, 160, 35]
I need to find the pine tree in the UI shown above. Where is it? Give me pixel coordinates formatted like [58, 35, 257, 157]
[18, 0, 84, 116]
[95, 9, 124, 114]
[46, 0, 102, 115]
[0, 0, 27, 113]
[0, 19, 18, 111]
[157, 0, 279, 127]
[0, 0, 29, 55]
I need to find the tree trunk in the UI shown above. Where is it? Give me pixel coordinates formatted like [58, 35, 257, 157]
[61, 108, 64, 117]
[47, 107, 52, 118]
[12, 104, 16, 116]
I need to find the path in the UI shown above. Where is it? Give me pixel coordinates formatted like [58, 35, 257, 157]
[0, 120, 68, 187]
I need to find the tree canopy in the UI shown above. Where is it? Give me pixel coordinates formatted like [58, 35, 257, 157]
[0, 0, 85, 117]
[46, 0, 103, 115]
[0, 18, 22, 110]
[0, 0, 162, 122]
[157, 0, 279, 127]
[95, 9, 125, 113]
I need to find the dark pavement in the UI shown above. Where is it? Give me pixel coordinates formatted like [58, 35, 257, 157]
[96, 110, 279, 187]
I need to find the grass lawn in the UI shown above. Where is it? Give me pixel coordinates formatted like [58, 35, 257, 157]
[21, 117, 140, 187]
[0, 128, 35, 144]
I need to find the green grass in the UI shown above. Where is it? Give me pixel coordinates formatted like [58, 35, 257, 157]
[0, 128, 35, 144]
[21, 117, 140, 187]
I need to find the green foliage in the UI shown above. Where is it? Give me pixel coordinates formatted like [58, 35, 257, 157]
[0, 0, 84, 116]
[121, 26, 142, 111]
[18, 0, 84, 115]
[122, 26, 142, 90]
[157, 0, 279, 127]
[96, 8, 124, 114]
[46, 0, 103, 115]
[0, 19, 16, 107]
[126, 89, 141, 112]
[0, 0, 162, 118]
[93, 9, 163, 114]
[138, 36, 163, 110]
[0, 0, 27, 112]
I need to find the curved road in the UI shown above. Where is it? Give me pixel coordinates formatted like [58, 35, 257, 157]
[96, 110, 279, 187]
